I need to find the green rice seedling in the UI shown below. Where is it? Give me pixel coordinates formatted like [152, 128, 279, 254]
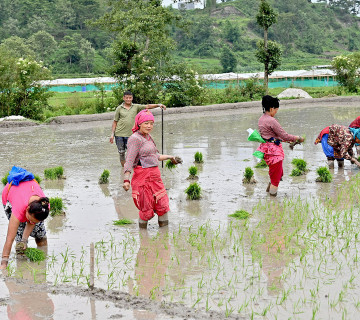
[229, 210, 250, 220]
[290, 168, 303, 177]
[194, 151, 203, 163]
[254, 159, 268, 168]
[49, 197, 65, 216]
[292, 158, 307, 172]
[34, 175, 42, 184]
[188, 166, 198, 177]
[44, 166, 64, 180]
[185, 182, 201, 200]
[165, 159, 176, 170]
[25, 248, 46, 262]
[113, 219, 134, 226]
[243, 167, 256, 184]
[316, 166, 333, 183]
[99, 169, 110, 184]
[1, 173, 9, 186]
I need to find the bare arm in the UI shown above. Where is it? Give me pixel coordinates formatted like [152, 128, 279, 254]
[146, 104, 166, 110]
[1, 214, 21, 269]
[109, 120, 118, 143]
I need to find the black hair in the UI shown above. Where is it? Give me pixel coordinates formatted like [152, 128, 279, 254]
[28, 197, 50, 221]
[123, 91, 133, 97]
[262, 95, 280, 113]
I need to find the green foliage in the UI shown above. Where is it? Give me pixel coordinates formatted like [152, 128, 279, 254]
[229, 210, 250, 219]
[99, 169, 110, 184]
[44, 166, 64, 180]
[113, 219, 133, 226]
[255, 159, 268, 168]
[316, 166, 333, 183]
[49, 197, 64, 216]
[256, 0, 278, 30]
[188, 166, 198, 177]
[165, 160, 176, 170]
[185, 182, 202, 200]
[220, 46, 237, 73]
[244, 167, 254, 182]
[24, 248, 46, 262]
[255, 40, 283, 75]
[194, 152, 203, 163]
[0, 50, 52, 120]
[332, 53, 360, 92]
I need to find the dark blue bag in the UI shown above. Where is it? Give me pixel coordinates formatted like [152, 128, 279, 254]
[7, 166, 35, 186]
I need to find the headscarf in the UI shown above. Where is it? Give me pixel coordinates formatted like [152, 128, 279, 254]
[132, 109, 155, 133]
[314, 126, 330, 145]
[349, 127, 360, 141]
[349, 116, 360, 129]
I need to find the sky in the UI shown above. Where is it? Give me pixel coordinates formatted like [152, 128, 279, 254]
[162, 0, 204, 8]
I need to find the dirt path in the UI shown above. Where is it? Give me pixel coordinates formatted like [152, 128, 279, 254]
[2, 96, 360, 128]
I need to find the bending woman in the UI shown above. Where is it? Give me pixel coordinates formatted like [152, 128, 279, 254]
[123, 109, 180, 228]
[325, 124, 360, 167]
[257, 95, 304, 196]
[314, 127, 344, 169]
[1, 168, 49, 269]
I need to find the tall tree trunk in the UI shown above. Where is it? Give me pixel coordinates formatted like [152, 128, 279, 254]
[264, 27, 269, 93]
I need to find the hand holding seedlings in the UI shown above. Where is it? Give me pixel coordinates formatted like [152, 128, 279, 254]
[289, 135, 305, 150]
[350, 157, 360, 167]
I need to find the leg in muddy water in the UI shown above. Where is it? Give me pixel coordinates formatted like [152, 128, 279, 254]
[35, 237, 48, 247]
[158, 213, 168, 227]
[139, 218, 148, 229]
[328, 159, 334, 169]
[120, 153, 125, 167]
[266, 182, 271, 192]
[337, 159, 344, 168]
[269, 184, 278, 197]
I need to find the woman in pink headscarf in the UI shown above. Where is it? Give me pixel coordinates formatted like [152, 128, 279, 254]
[123, 109, 181, 228]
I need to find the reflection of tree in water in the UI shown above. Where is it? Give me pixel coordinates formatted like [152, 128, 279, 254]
[3, 252, 54, 320]
[128, 229, 171, 320]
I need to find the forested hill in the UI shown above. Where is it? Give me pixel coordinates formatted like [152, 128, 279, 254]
[1, 0, 360, 76]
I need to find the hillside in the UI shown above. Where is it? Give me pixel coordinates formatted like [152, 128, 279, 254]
[1, 0, 360, 76]
[172, 0, 360, 73]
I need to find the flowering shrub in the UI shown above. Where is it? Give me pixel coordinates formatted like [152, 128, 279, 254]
[0, 50, 52, 120]
[331, 53, 360, 92]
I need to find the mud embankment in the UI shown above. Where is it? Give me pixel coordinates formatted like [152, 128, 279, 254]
[2, 96, 360, 128]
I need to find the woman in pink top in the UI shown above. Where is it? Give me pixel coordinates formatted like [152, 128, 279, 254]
[257, 95, 304, 196]
[123, 109, 181, 228]
[1, 180, 49, 269]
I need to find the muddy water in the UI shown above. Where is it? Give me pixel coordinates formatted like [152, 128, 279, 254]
[0, 103, 359, 319]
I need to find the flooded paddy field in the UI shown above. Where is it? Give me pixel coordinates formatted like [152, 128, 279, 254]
[0, 100, 360, 319]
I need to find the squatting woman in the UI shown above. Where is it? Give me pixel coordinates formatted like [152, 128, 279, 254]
[123, 109, 180, 228]
[257, 95, 304, 196]
[1, 167, 49, 269]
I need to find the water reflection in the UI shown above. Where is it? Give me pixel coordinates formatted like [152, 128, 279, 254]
[2, 253, 54, 320]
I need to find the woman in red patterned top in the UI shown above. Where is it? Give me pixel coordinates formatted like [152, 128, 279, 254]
[123, 109, 180, 228]
[257, 95, 304, 196]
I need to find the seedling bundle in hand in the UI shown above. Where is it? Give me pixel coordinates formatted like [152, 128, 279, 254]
[290, 158, 308, 176]
[99, 169, 110, 184]
[165, 156, 183, 170]
[25, 248, 46, 262]
[44, 166, 64, 180]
